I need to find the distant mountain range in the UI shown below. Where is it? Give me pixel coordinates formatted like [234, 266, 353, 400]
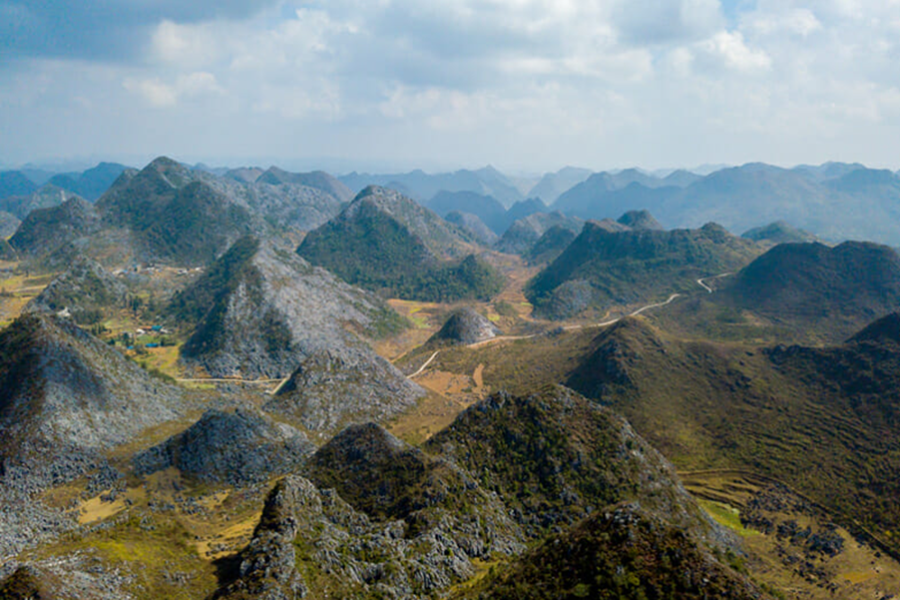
[339, 165, 526, 207]
[9, 158, 900, 252]
[550, 162, 900, 246]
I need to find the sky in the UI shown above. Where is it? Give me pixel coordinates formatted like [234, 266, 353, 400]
[1, 0, 899, 173]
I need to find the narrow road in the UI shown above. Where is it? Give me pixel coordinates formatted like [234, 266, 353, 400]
[409, 350, 440, 379]
[696, 272, 732, 293]
[401, 274, 729, 379]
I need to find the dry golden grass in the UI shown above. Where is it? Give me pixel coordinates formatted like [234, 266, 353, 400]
[685, 471, 900, 600]
[388, 389, 474, 446]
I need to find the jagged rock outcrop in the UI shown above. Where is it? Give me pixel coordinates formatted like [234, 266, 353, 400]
[172, 235, 408, 379]
[265, 348, 423, 436]
[0, 313, 189, 557]
[0, 555, 133, 600]
[456, 503, 774, 600]
[171, 235, 423, 435]
[25, 256, 126, 321]
[9, 197, 101, 258]
[133, 408, 315, 486]
[428, 307, 501, 346]
[425, 387, 722, 542]
[212, 424, 525, 599]
[0, 314, 187, 485]
[213, 389, 738, 599]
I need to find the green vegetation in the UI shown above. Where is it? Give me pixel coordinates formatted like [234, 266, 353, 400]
[300, 210, 503, 301]
[456, 505, 772, 600]
[298, 189, 504, 302]
[526, 222, 760, 319]
[168, 235, 259, 325]
[566, 317, 900, 554]
[717, 240, 900, 342]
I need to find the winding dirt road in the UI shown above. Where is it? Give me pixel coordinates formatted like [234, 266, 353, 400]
[407, 273, 732, 379]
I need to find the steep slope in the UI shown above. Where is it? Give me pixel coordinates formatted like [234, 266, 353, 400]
[424, 387, 721, 541]
[741, 220, 819, 245]
[0, 313, 187, 487]
[427, 190, 507, 234]
[265, 346, 424, 436]
[215, 387, 734, 599]
[719, 241, 900, 341]
[298, 186, 503, 301]
[444, 211, 499, 245]
[133, 408, 315, 485]
[495, 211, 583, 255]
[170, 235, 424, 434]
[524, 224, 578, 264]
[847, 310, 900, 345]
[9, 197, 101, 258]
[457, 503, 774, 600]
[566, 316, 900, 554]
[172, 235, 407, 378]
[25, 256, 126, 323]
[0, 211, 20, 238]
[256, 167, 354, 203]
[527, 220, 760, 319]
[0, 238, 16, 260]
[428, 307, 501, 345]
[95, 156, 258, 266]
[212, 426, 524, 599]
[227, 178, 343, 232]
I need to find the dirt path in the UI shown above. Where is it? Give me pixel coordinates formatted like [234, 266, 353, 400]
[404, 272, 730, 378]
[409, 351, 440, 379]
[696, 272, 733, 293]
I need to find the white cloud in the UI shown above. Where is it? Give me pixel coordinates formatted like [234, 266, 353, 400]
[698, 31, 772, 71]
[124, 72, 223, 108]
[745, 8, 822, 37]
[5, 0, 900, 169]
